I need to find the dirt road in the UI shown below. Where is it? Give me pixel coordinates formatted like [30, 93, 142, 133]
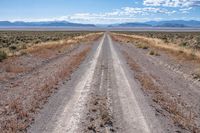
[28, 32, 200, 133]
[28, 33, 164, 133]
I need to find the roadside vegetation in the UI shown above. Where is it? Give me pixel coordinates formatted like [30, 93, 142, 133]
[112, 32, 200, 60]
[0, 31, 96, 58]
[148, 50, 160, 56]
[0, 50, 7, 62]
[111, 32, 200, 81]
[0, 31, 89, 49]
[116, 31, 200, 50]
[135, 43, 149, 49]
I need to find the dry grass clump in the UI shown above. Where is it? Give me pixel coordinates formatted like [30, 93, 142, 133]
[148, 50, 160, 56]
[136, 43, 149, 49]
[193, 68, 200, 79]
[0, 50, 7, 62]
[1, 98, 30, 132]
[123, 51, 199, 132]
[86, 94, 114, 132]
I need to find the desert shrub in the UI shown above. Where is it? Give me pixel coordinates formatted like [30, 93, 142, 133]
[142, 45, 149, 49]
[0, 50, 7, 62]
[9, 45, 17, 50]
[149, 50, 155, 55]
[21, 44, 27, 49]
[34, 40, 40, 44]
[136, 44, 149, 49]
[192, 68, 200, 80]
[190, 52, 196, 59]
[149, 50, 159, 56]
[20, 51, 27, 55]
[2, 39, 7, 43]
[179, 42, 188, 47]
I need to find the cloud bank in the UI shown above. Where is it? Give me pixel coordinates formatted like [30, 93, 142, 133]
[143, 0, 200, 7]
[11, 7, 176, 24]
[9, 0, 199, 24]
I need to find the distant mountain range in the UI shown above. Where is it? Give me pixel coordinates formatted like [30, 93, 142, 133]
[0, 21, 95, 27]
[109, 20, 200, 28]
[0, 20, 200, 28]
[109, 23, 152, 27]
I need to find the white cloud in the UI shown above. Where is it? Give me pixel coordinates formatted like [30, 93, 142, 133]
[143, 0, 200, 7]
[10, 7, 176, 24]
[179, 7, 192, 13]
[70, 7, 175, 18]
[122, 7, 176, 15]
[63, 7, 176, 23]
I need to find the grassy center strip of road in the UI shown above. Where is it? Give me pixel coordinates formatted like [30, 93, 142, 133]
[51, 34, 105, 133]
[79, 34, 116, 133]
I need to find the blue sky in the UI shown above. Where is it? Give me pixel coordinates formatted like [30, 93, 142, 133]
[1, 0, 200, 24]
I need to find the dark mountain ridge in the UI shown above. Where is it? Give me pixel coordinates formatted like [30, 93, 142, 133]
[109, 20, 200, 27]
[0, 21, 95, 27]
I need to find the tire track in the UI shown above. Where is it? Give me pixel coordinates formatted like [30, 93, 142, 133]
[50, 34, 105, 133]
[108, 34, 163, 133]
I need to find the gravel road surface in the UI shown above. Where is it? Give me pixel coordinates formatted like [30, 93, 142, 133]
[28, 33, 180, 133]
